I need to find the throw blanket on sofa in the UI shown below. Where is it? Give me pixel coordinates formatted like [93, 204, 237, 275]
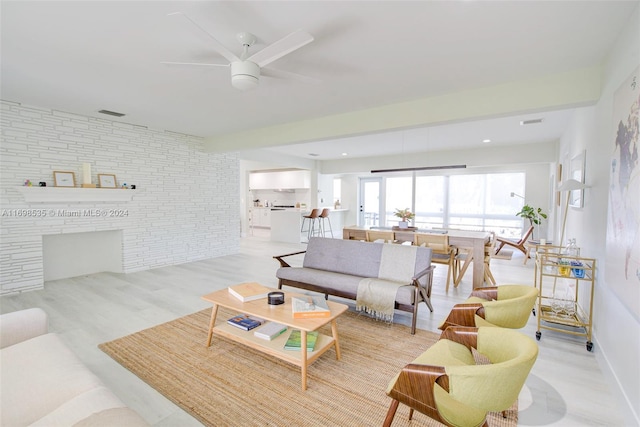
[356, 244, 418, 321]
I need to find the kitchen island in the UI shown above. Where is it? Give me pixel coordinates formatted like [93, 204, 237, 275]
[270, 208, 348, 243]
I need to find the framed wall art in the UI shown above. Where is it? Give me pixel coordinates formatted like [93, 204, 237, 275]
[53, 171, 76, 187]
[98, 174, 117, 188]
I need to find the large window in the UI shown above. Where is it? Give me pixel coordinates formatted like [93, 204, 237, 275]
[376, 172, 525, 236]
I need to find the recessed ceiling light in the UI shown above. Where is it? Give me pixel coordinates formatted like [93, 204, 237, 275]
[482, 139, 491, 143]
[520, 118, 544, 125]
[342, 152, 348, 156]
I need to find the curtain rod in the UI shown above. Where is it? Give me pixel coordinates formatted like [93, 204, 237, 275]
[371, 165, 467, 173]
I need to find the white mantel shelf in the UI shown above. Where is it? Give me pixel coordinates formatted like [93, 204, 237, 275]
[17, 186, 136, 203]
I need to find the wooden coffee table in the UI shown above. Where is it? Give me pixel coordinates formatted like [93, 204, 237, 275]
[201, 287, 348, 390]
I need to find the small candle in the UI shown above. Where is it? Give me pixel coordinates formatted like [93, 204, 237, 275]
[82, 163, 91, 184]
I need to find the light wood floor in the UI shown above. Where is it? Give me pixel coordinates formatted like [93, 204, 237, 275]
[0, 231, 625, 426]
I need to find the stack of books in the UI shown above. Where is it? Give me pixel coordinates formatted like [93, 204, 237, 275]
[291, 296, 331, 319]
[283, 330, 319, 351]
[254, 322, 288, 341]
[228, 282, 272, 302]
[227, 314, 264, 331]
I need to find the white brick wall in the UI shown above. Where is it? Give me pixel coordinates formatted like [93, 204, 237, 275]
[0, 100, 240, 294]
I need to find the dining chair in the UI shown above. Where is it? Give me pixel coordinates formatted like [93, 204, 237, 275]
[414, 233, 456, 292]
[495, 225, 534, 256]
[365, 230, 395, 243]
[455, 232, 497, 287]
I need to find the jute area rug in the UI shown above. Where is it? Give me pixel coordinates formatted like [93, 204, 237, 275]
[100, 308, 517, 427]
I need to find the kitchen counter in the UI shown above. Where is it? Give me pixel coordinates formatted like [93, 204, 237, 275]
[270, 208, 348, 243]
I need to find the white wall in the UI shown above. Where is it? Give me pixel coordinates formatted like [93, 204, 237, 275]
[0, 101, 240, 294]
[557, 5, 639, 424]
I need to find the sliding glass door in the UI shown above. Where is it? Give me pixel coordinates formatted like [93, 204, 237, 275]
[359, 178, 382, 227]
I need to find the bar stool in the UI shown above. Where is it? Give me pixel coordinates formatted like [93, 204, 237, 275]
[318, 208, 333, 238]
[301, 208, 321, 240]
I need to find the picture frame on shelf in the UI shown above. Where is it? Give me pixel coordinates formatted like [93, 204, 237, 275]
[569, 150, 586, 208]
[98, 174, 117, 188]
[53, 171, 76, 187]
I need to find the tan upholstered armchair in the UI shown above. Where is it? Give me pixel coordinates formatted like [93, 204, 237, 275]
[439, 284, 538, 330]
[383, 326, 538, 427]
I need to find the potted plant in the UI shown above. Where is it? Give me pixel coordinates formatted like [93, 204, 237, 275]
[394, 208, 415, 229]
[516, 205, 547, 238]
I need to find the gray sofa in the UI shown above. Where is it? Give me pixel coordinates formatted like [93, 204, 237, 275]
[0, 308, 148, 427]
[274, 237, 434, 334]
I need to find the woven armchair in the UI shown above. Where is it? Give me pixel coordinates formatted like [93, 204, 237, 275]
[383, 326, 538, 427]
[438, 284, 538, 330]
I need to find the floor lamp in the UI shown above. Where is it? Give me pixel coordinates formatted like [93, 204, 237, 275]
[557, 179, 590, 247]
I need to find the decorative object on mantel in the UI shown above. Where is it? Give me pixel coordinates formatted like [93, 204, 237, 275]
[98, 174, 117, 188]
[81, 163, 96, 188]
[39, 181, 46, 187]
[393, 208, 414, 229]
[53, 171, 76, 187]
[23, 180, 32, 187]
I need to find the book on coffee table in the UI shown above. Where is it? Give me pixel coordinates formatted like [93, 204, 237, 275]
[291, 296, 331, 319]
[254, 322, 288, 341]
[228, 282, 272, 302]
[227, 314, 264, 331]
[283, 330, 319, 351]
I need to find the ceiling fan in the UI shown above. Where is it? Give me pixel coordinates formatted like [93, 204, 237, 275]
[163, 12, 318, 91]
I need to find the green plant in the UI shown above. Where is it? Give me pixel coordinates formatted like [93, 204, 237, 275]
[516, 205, 547, 226]
[393, 208, 415, 222]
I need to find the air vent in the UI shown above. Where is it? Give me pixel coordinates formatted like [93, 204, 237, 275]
[520, 118, 543, 125]
[98, 109, 126, 117]
[308, 153, 319, 157]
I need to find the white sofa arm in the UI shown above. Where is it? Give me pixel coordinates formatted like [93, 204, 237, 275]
[0, 308, 49, 349]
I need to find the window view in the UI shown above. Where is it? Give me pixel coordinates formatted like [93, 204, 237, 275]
[333, 178, 341, 206]
[369, 172, 525, 236]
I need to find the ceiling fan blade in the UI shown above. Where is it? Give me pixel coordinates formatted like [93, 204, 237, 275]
[161, 61, 229, 67]
[247, 29, 314, 68]
[261, 67, 321, 85]
[168, 12, 239, 63]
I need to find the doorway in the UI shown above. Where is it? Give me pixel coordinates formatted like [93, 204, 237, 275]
[359, 177, 383, 227]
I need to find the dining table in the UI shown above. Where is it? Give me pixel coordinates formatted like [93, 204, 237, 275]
[342, 226, 491, 289]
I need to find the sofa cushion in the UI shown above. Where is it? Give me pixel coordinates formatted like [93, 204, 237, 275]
[276, 267, 418, 306]
[1, 333, 129, 426]
[303, 237, 383, 278]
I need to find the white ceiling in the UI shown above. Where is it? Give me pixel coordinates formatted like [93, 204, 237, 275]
[2, 1, 637, 160]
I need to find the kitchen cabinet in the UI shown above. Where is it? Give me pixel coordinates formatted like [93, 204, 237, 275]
[534, 245, 595, 351]
[251, 208, 271, 228]
[249, 170, 310, 190]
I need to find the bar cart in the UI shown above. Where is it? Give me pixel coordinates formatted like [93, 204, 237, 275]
[534, 245, 595, 351]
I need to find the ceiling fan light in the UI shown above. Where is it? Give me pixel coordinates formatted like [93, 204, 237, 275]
[231, 61, 260, 91]
[232, 75, 259, 90]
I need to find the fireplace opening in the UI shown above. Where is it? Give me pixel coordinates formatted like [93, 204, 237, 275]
[42, 230, 123, 281]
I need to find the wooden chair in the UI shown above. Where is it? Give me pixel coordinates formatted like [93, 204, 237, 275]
[495, 225, 534, 256]
[365, 230, 395, 243]
[414, 233, 456, 292]
[438, 284, 539, 330]
[384, 326, 538, 427]
[453, 232, 497, 286]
